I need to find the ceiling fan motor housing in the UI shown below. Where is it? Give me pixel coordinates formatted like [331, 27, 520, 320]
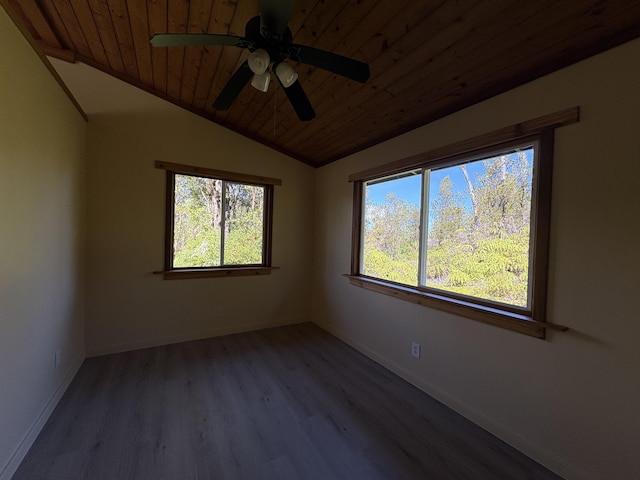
[245, 15, 293, 65]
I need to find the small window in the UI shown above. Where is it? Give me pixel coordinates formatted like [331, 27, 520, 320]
[173, 175, 266, 267]
[347, 108, 579, 337]
[155, 161, 280, 279]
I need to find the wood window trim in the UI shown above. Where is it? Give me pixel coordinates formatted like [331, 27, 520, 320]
[343, 275, 562, 338]
[155, 161, 279, 280]
[348, 107, 579, 183]
[156, 266, 278, 280]
[347, 108, 579, 338]
[155, 161, 282, 186]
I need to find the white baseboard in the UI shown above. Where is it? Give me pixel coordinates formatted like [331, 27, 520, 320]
[313, 320, 594, 480]
[0, 352, 85, 480]
[86, 318, 307, 357]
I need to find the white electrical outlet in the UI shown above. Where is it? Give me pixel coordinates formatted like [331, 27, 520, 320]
[216, 306, 224, 317]
[411, 342, 421, 359]
[55, 351, 61, 368]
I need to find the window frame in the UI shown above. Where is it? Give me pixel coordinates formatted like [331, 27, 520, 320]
[360, 139, 539, 311]
[155, 161, 281, 280]
[347, 108, 579, 338]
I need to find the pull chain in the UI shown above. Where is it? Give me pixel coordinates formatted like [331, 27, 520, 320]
[273, 82, 277, 137]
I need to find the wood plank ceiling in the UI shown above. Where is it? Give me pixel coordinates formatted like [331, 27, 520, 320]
[3, 0, 640, 166]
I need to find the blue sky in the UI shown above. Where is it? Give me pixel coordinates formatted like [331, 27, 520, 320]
[365, 160, 485, 211]
[364, 149, 533, 212]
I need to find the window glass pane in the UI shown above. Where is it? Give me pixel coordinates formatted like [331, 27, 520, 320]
[424, 148, 534, 307]
[223, 183, 264, 265]
[173, 174, 222, 267]
[362, 172, 421, 284]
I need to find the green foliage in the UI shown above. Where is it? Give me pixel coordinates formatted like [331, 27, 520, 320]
[174, 226, 220, 267]
[363, 194, 420, 284]
[225, 208, 263, 265]
[363, 249, 418, 285]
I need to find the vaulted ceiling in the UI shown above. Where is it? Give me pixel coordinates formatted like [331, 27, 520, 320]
[3, 0, 640, 166]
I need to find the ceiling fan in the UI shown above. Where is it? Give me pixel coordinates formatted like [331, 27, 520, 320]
[150, 0, 370, 121]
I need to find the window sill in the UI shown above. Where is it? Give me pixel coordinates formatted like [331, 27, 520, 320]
[344, 275, 567, 339]
[156, 267, 277, 280]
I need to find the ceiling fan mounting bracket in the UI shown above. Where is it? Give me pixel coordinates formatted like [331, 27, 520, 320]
[246, 16, 292, 64]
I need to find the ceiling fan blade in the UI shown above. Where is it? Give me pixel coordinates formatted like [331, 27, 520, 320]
[276, 74, 315, 121]
[213, 61, 254, 111]
[150, 33, 252, 49]
[290, 44, 370, 83]
[260, 0, 295, 37]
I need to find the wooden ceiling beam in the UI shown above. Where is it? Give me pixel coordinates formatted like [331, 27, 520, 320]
[37, 40, 76, 62]
[5, 0, 63, 48]
[37, 0, 75, 50]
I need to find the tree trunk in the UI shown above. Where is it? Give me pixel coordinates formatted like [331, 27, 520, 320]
[460, 164, 478, 227]
[205, 179, 222, 228]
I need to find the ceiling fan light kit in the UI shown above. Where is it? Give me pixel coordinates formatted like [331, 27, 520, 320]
[248, 48, 270, 75]
[251, 71, 271, 93]
[275, 62, 298, 88]
[150, 0, 370, 121]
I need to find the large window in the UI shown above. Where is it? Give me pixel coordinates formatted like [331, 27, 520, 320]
[155, 161, 280, 279]
[362, 145, 534, 308]
[348, 109, 579, 337]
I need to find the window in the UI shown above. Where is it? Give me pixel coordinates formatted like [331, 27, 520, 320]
[155, 161, 280, 279]
[348, 108, 579, 337]
[362, 144, 535, 307]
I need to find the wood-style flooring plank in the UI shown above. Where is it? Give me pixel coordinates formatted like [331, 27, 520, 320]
[12, 323, 564, 480]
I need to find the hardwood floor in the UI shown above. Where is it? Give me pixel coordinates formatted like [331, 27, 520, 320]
[13, 323, 563, 480]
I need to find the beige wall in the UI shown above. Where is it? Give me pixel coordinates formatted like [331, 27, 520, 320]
[84, 95, 315, 355]
[312, 39, 640, 480]
[0, 7, 86, 480]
